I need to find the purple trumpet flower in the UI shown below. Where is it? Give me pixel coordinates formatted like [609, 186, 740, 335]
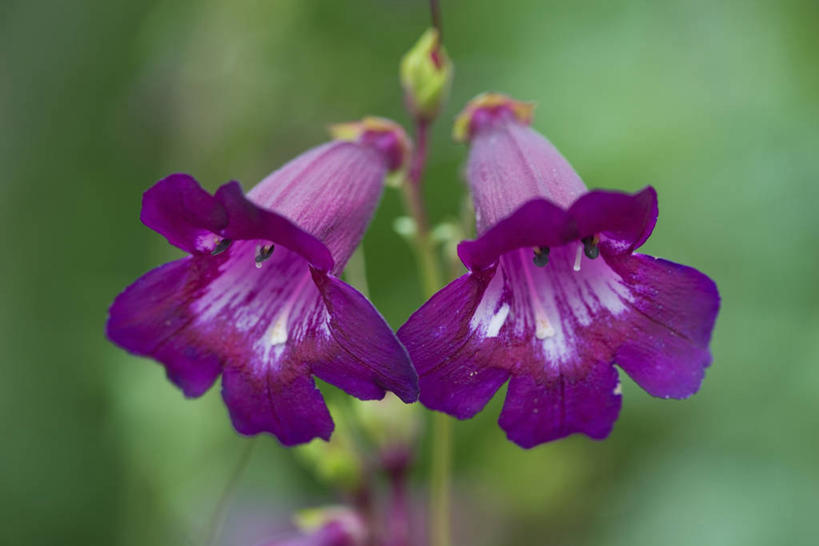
[398, 94, 720, 448]
[107, 118, 418, 446]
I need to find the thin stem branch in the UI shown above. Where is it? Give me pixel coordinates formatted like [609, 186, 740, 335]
[403, 0, 451, 528]
[400, 117, 451, 546]
[430, 0, 442, 39]
[408, 119, 429, 187]
[401, 121, 442, 298]
[429, 413, 451, 546]
[205, 439, 256, 546]
[385, 454, 411, 546]
[351, 476, 378, 546]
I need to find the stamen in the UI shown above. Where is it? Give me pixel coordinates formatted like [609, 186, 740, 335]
[582, 236, 600, 260]
[255, 244, 275, 268]
[211, 238, 232, 255]
[573, 244, 583, 272]
[532, 246, 550, 267]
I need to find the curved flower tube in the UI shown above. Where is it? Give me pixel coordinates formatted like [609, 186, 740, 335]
[398, 94, 720, 448]
[107, 119, 418, 446]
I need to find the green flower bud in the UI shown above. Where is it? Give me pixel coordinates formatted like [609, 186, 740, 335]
[293, 506, 366, 543]
[400, 28, 453, 122]
[295, 405, 363, 491]
[353, 393, 420, 451]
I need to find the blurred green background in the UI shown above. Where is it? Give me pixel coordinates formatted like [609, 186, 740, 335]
[2, 0, 818, 544]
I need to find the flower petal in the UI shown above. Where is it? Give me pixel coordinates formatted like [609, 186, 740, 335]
[607, 254, 720, 398]
[457, 199, 572, 271]
[109, 242, 330, 443]
[498, 361, 622, 448]
[138, 174, 335, 270]
[397, 269, 511, 419]
[245, 140, 393, 272]
[405, 243, 718, 447]
[181, 245, 343, 444]
[106, 257, 225, 397]
[457, 187, 657, 271]
[465, 116, 588, 230]
[309, 271, 418, 403]
[222, 365, 333, 446]
[140, 174, 228, 254]
[215, 181, 334, 271]
[109, 237, 417, 444]
[569, 187, 658, 254]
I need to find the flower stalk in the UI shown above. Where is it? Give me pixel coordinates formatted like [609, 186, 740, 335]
[429, 412, 451, 546]
[430, 0, 442, 39]
[401, 126, 452, 546]
[400, 101, 451, 546]
[383, 448, 412, 546]
[205, 438, 257, 546]
[398, 4, 454, 542]
[401, 121, 443, 299]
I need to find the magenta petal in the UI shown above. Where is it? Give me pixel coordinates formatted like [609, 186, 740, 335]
[457, 187, 658, 271]
[221, 366, 333, 446]
[310, 271, 418, 403]
[110, 128, 416, 446]
[457, 199, 572, 270]
[215, 181, 334, 271]
[416, 97, 722, 448]
[569, 187, 658, 254]
[464, 114, 588, 230]
[106, 257, 223, 397]
[139, 176, 333, 269]
[404, 242, 718, 447]
[608, 254, 720, 398]
[108, 238, 414, 445]
[397, 269, 511, 418]
[140, 174, 229, 254]
[499, 362, 622, 448]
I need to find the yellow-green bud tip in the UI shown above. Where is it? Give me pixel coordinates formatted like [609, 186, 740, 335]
[452, 92, 536, 143]
[329, 117, 412, 173]
[400, 28, 453, 122]
[294, 506, 365, 539]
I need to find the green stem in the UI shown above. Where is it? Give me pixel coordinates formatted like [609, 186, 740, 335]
[401, 119, 451, 546]
[430, 0, 442, 40]
[205, 438, 256, 546]
[429, 412, 451, 546]
[402, 120, 442, 296]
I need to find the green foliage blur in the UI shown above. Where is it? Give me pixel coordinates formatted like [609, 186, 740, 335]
[2, 0, 817, 544]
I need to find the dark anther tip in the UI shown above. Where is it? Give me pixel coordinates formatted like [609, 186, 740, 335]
[255, 244, 275, 264]
[532, 246, 550, 267]
[582, 236, 599, 259]
[211, 238, 232, 255]
[584, 245, 600, 259]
